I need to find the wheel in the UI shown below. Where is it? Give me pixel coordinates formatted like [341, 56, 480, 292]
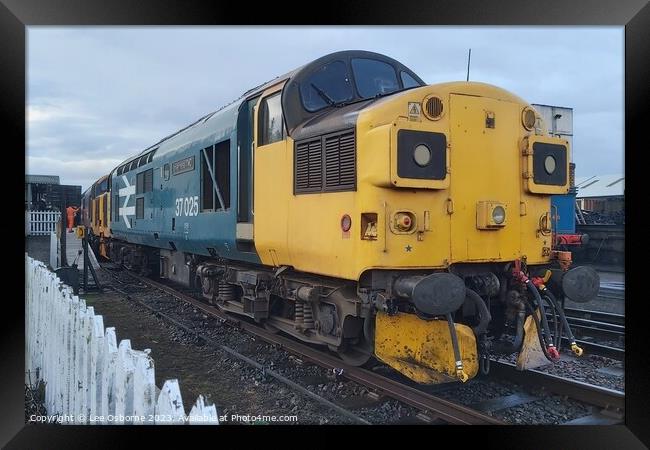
[336, 315, 376, 366]
[336, 337, 374, 367]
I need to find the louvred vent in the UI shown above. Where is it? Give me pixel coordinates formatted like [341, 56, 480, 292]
[295, 138, 322, 192]
[324, 131, 356, 191]
[294, 129, 356, 194]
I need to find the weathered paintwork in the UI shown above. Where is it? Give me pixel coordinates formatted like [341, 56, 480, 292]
[374, 311, 478, 384]
[110, 100, 261, 264]
[253, 81, 569, 281]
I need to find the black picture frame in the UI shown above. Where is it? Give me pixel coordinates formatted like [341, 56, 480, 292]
[7, 0, 646, 447]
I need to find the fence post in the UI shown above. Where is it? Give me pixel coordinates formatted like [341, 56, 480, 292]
[133, 349, 156, 424]
[155, 380, 186, 424]
[74, 300, 88, 423]
[188, 395, 219, 424]
[100, 327, 118, 423]
[114, 340, 136, 423]
[89, 312, 104, 422]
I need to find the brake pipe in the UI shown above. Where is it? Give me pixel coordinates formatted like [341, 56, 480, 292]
[464, 288, 492, 335]
[542, 291, 560, 348]
[521, 298, 555, 362]
[513, 264, 559, 361]
[540, 288, 584, 357]
[446, 313, 469, 382]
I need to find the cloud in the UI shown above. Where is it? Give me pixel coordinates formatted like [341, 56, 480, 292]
[27, 26, 624, 191]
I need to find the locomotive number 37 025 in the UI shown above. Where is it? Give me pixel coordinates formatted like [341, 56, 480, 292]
[175, 196, 199, 217]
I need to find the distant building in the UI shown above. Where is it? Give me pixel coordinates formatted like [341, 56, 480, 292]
[25, 174, 81, 211]
[575, 174, 624, 224]
[531, 104, 573, 151]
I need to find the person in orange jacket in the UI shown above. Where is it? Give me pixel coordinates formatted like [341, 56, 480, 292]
[66, 205, 79, 232]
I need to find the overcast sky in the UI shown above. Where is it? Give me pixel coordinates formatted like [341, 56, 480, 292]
[27, 27, 624, 191]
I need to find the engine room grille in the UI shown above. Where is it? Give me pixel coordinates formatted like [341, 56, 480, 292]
[324, 131, 356, 191]
[295, 138, 322, 192]
[294, 129, 356, 194]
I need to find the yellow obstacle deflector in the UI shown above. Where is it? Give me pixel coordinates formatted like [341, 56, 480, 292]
[516, 308, 551, 370]
[374, 312, 478, 384]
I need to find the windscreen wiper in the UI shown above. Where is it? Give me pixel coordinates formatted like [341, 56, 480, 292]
[311, 82, 336, 106]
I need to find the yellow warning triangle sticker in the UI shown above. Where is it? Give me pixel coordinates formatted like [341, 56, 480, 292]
[410, 104, 420, 115]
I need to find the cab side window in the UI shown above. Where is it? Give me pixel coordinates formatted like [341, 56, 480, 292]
[259, 93, 285, 146]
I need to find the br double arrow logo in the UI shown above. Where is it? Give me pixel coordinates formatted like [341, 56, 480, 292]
[119, 175, 136, 228]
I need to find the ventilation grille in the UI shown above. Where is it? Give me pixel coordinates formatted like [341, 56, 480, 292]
[424, 96, 443, 119]
[294, 129, 356, 194]
[295, 138, 322, 192]
[324, 131, 356, 190]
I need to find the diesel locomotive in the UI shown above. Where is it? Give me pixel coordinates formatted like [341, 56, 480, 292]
[81, 50, 600, 384]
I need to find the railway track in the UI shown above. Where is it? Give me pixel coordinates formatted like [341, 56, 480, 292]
[99, 264, 624, 425]
[105, 267, 502, 425]
[487, 361, 624, 425]
[557, 308, 625, 360]
[597, 286, 625, 301]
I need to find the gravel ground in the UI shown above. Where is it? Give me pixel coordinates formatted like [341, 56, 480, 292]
[495, 396, 591, 425]
[26, 236, 623, 425]
[498, 350, 624, 392]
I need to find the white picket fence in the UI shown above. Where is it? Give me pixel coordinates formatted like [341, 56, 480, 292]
[25, 255, 219, 424]
[26, 211, 61, 236]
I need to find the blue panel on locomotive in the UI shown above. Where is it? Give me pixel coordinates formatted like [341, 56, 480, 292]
[110, 99, 261, 265]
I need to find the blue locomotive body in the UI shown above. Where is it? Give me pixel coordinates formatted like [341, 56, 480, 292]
[109, 99, 261, 266]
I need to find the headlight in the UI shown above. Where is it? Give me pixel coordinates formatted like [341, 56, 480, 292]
[492, 206, 506, 225]
[396, 130, 447, 180]
[522, 107, 536, 130]
[413, 144, 431, 167]
[544, 155, 556, 174]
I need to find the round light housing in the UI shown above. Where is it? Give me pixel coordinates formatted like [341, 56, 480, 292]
[413, 144, 432, 167]
[492, 206, 506, 225]
[522, 107, 536, 130]
[544, 155, 556, 174]
[423, 96, 444, 120]
[341, 214, 352, 232]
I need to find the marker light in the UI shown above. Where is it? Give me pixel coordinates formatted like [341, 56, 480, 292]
[341, 214, 352, 232]
[492, 206, 506, 225]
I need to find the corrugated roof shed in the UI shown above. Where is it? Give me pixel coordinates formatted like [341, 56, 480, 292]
[25, 174, 60, 185]
[575, 174, 624, 198]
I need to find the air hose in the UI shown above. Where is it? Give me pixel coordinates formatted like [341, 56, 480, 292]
[543, 292, 560, 348]
[541, 288, 583, 356]
[525, 280, 560, 360]
[464, 288, 492, 376]
[446, 313, 469, 382]
[464, 288, 492, 335]
[521, 298, 555, 362]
